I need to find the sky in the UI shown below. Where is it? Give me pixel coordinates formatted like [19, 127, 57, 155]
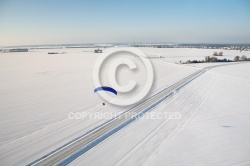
[0, 0, 250, 46]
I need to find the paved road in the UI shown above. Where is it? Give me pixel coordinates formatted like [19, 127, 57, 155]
[28, 63, 238, 166]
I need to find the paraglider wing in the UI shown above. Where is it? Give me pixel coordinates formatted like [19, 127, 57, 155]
[94, 86, 117, 95]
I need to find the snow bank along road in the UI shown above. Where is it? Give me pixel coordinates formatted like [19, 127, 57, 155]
[28, 63, 242, 166]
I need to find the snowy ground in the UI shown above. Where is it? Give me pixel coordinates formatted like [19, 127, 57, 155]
[0, 48, 249, 165]
[72, 63, 250, 166]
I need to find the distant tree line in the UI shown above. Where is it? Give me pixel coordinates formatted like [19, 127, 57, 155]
[181, 55, 250, 64]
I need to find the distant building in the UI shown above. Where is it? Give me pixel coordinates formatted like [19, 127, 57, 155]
[1, 48, 28, 53]
[94, 48, 102, 53]
[48, 52, 59, 54]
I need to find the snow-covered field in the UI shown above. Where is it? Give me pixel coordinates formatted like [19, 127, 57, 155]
[0, 48, 249, 165]
[72, 62, 250, 166]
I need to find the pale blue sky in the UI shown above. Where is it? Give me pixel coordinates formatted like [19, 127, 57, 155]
[0, 0, 250, 46]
